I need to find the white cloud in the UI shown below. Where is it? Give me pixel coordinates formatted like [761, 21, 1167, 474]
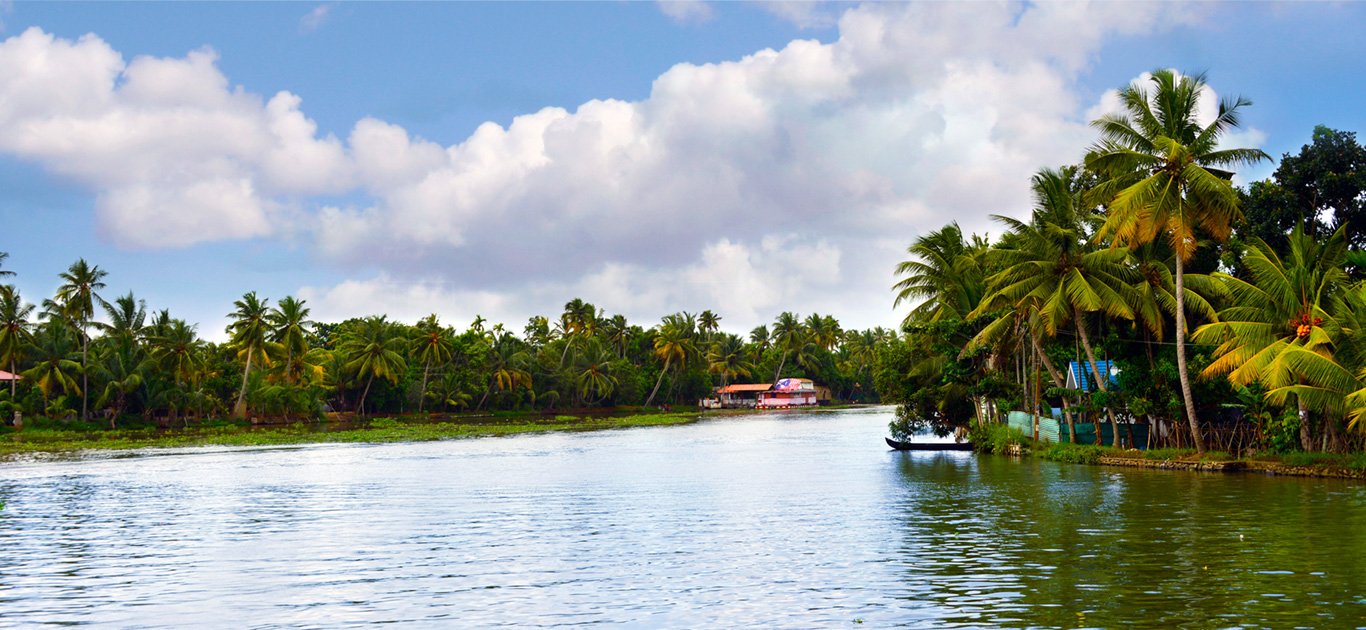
[657, 1, 715, 25]
[0, 28, 347, 248]
[300, 4, 332, 33]
[0, 3, 1250, 332]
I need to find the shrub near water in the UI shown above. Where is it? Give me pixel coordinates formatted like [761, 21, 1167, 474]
[968, 424, 1029, 454]
[1038, 442, 1104, 465]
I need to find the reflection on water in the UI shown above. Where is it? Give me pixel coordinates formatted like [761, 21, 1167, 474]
[0, 407, 1362, 627]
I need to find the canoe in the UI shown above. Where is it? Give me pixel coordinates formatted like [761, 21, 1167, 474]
[885, 437, 975, 451]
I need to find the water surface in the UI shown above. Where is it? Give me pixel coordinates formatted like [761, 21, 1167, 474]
[1, 407, 1362, 627]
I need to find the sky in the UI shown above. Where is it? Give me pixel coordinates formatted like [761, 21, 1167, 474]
[1, 1, 1364, 341]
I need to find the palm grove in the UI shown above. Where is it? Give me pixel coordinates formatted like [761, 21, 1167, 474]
[884, 70, 1366, 455]
[0, 261, 897, 427]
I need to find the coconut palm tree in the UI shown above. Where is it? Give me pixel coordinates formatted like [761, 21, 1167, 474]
[0, 251, 13, 278]
[1086, 69, 1269, 452]
[974, 167, 1141, 445]
[698, 310, 721, 340]
[644, 313, 697, 407]
[93, 342, 146, 428]
[574, 338, 619, 405]
[770, 311, 807, 383]
[0, 286, 35, 399]
[893, 223, 990, 325]
[53, 259, 108, 420]
[226, 292, 272, 418]
[338, 315, 407, 417]
[269, 296, 313, 384]
[707, 333, 753, 388]
[22, 321, 81, 412]
[1193, 226, 1355, 450]
[602, 314, 630, 359]
[411, 314, 453, 413]
[478, 334, 533, 410]
[96, 292, 148, 347]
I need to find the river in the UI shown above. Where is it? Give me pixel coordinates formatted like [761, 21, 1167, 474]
[0, 407, 1362, 627]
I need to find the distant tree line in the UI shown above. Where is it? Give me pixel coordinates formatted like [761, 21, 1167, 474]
[0, 260, 900, 428]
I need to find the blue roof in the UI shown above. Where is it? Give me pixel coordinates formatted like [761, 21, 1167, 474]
[1068, 360, 1118, 391]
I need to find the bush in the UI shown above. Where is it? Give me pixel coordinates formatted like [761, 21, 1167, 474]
[1038, 442, 1104, 465]
[968, 423, 1029, 454]
[1281, 452, 1366, 470]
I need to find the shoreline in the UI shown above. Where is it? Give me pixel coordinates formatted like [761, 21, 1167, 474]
[0, 411, 714, 459]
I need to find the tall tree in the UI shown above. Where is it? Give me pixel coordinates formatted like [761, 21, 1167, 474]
[770, 311, 807, 383]
[644, 313, 697, 407]
[226, 292, 272, 418]
[0, 251, 13, 278]
[53, 259, 108, 421]
[269, 296, 314, 384]
[411, 314, 453, 413]
[893, 223, 990, 325]
[1086, 70, 1269, 453]
[976, 167, 1141, 445]
[339, 316, 407, 417]
[0, 286, 35, 398]
[1193, 226, 1355, 450]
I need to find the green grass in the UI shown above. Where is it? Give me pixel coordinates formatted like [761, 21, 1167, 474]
[0, 412, 703, 457]
[1279, 451, 1366, 470]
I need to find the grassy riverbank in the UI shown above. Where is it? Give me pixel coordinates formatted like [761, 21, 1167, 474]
[969, 424, 1366, 479]
[0, 411, 708, 458]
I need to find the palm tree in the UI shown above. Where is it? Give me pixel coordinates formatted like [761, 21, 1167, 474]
[698, 310, 721, 340]
[22, 321, 81, 412]
[644, 313, 697, 407]
[770, 311, 807, 383]
[0, 286, 35, 399]
[411, 314, 453, 413]
[602, 314, 630, 359]
[226, 292, 272, 418]
[893, 223, 990, 325]
[93, 342, 146, 428]
[0, 251, 13, 278]
[1193, 226, 1355, 450]
[974, 167, 1141, 445]
[478, 334, 533, 410]
[338, 316, 407, 417]
[707, 333, 753, 387]
[574, 338, 619, 405]
[151, 318, 204, 395]
[54, 259, 108, 421]
[269, 296, 313, 384]
[96, 292, 148, 346]
[1086, 69, 1269, 453]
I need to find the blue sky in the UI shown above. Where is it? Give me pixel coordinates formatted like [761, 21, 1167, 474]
[1, 2, 1363, 340]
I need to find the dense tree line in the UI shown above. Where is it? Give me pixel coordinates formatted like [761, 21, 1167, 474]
[0, 257, 897, 427]
[883, 70, 1366, 455]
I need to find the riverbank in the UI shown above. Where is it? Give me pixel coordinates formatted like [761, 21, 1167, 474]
[970, 424, 1366, 480]
[0, 411, 712, 458]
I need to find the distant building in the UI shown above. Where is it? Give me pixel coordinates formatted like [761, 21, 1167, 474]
[756, 378, 818, 409]
[1066, 361, 1119, 391]
[714, 383, 772, 408]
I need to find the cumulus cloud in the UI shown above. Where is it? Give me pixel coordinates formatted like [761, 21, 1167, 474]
[758, 1, 837, 29]
[0, 3, 1252, 331]
[0, 28, 347, 248]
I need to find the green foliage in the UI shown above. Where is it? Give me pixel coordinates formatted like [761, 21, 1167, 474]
[1038, 442, 1104, 465]
[967, 423, 1029, 455]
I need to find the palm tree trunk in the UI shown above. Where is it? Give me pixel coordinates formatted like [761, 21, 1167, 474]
[9, 358, 16, 398]
[772, 352, 787, 385]
[644, 357, 672, 407]
[358, 374, 375, 418]
[234, 347, 254, 418]
[80, 330, 89, 421]
[1029, 328, 1077, 442]
[419, 358, 431, 414]
[1074, 310, 1121, 447]
[1174, 256, 1205, 453]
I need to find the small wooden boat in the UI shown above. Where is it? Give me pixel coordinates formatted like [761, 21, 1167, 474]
[885, 437, 975, 451]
